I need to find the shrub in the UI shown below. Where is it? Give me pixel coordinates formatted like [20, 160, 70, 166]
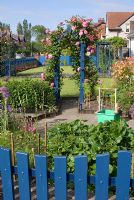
[112, 58, 134, 87]
[117, 83, 134, 114]
[6, 79, 55, 111]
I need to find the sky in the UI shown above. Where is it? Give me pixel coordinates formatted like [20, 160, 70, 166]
[0, 0, 134, 33]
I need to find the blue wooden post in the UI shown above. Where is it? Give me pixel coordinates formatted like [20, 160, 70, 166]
[95, 153, 110, 200]
[16, 152, 31, 200]
[116, 151, 131, 200]
[54, 60, 60, 103]
[79, 43, 86, 111]
[54, 156, 67, 200]
[74, 155, 88, 200]
[96, 43, 99, 71]
[0, 148, 14, 200]
[35, 155, 48, 200]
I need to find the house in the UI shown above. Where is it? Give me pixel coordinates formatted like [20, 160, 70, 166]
[105, 12, 134, 56]
[128, 33, 134, 56]
[95, 18, 106, 39]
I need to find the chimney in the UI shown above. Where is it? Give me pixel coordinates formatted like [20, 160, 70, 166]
[98, 18, 105, 24]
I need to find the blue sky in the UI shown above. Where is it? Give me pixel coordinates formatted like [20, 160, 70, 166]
[0, 0, 134, 33]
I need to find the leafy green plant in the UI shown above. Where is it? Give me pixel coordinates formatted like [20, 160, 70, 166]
[46, 120, 134, 175]
[6, 79, 55, 111]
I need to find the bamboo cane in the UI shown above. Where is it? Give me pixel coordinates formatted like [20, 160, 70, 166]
[37, 133, 40, 154]
[10, 133, 15, 166]
[44, 122, 47, 153]
[10, 133, 15, 181]
[32, 148, 35, 166]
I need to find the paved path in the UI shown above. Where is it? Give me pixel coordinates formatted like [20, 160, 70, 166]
[37, 98, 134, 134]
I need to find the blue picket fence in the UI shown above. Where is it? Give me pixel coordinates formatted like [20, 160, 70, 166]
[0, 148, 133, 199]
[1, 57, 38, 76]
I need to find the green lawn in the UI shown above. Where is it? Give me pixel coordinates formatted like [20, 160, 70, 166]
[1, 65, 115, 97]
[17, 66, 46, 75]
[61, 78, 79, 97]
[17, 66, 74, 75]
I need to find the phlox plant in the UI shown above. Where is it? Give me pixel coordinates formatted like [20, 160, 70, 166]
[0, 86, 12, 132]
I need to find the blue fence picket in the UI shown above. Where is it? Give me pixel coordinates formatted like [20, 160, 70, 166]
[95, 153, 110, 200]
[35, 155, 48, 200]
[16, 152, 31, 200]
[54, 156, 67, 200]
[0, 148, 14, 200]
[116, 151, 131, 200]
[74, 155, 88, 200]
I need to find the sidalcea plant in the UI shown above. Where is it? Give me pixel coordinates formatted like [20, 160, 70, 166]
[0, 86, 12, 132]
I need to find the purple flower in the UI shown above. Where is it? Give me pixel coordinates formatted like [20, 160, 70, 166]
[0, 87, 10, 99]
[0, 104, 3, 110]
[7, 105, 12, 112]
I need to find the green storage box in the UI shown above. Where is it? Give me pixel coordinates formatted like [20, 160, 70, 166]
[97, 109, 120, 123]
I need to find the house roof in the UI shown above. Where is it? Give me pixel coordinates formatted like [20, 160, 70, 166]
[0, 30, 25, 42]
[107, 12, 134, 30]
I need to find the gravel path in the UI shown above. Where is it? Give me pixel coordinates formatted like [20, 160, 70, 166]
[37, 98, 134, 134]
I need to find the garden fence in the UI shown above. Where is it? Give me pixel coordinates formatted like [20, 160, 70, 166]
[0, 148, 133, 200]
[1, 57, 38, 76]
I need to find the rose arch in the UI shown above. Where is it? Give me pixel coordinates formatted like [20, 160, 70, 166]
[42, 16, 98, 111]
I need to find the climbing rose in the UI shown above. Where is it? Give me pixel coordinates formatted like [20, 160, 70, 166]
[75, 41, 80, 46]
[82, 21, 88, 28]
[84, 30, 88, 35]
[71, 17, 77, 22]
[71, 26, 77, 31]
[79, 30, 84, 36]
[41, 73, 45, 81]
[48, 54, 53, 59]
[77, 67, 81, 72]
[50, 82, 54, 88]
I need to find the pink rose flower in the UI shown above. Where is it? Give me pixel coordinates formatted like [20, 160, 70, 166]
[84, 30, 88, 35]
[41, 73, 45, 81]
[48, 54, 53, 59]
[71, 17, 77, 22]
[88, 35, 94, 41]
[75, 41, 80, 46]
[87, 46, 91, 51]
[50, 82, 54, 88]
[82, 21, 88, 28]
[71, 26, 77, 31]
[77, 67, 81, 72]
[79, 30, 84, 36]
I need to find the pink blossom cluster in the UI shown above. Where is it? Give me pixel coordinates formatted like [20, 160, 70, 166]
[45, 38, 51, 45]
[41, 73, 45, 81]
[45, 53, 53, 59]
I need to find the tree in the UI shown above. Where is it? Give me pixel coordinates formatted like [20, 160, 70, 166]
[32, 25, 46, 42]
[17, 22, 23, 35]
[0, 22, 10, 30]
[106, 36, 127, 59]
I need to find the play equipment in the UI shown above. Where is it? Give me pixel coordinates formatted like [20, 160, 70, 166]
[96, 87, 120, 123]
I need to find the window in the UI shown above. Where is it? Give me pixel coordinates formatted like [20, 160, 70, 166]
[126, 24, 130, 33]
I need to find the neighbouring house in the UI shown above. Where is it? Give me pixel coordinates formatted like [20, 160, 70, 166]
[95, 18, 106, 39]
[106, 12, 134, 56]
[128, 33, 134, 57]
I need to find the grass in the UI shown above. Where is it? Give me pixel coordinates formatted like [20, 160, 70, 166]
[61, 78, 79, 97]
[1, 65, 115, 97]
[17, 66, 74, 75]
[17, 66, 46, 75]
